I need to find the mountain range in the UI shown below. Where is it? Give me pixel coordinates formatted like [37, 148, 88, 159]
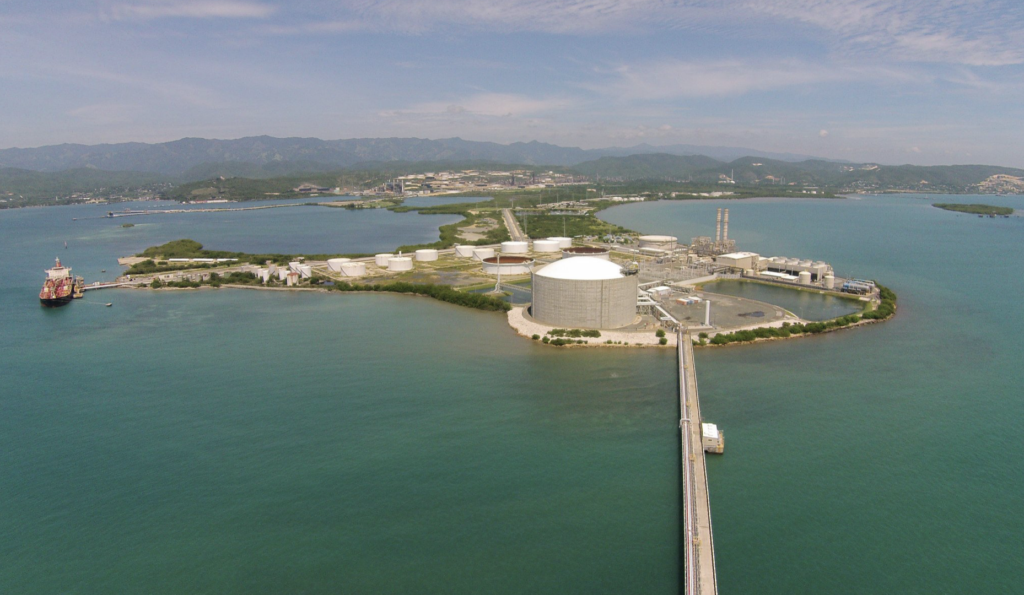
[0, 136, 833, 177]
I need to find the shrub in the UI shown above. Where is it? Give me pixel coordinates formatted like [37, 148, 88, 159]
[150, 279, 163, 289]
[542, 336, 550, 344]
[655, 329, 666, 338]
[659, 337, 668, 345]
[532, 334, 540, 340]
[698, 331, 708, 339]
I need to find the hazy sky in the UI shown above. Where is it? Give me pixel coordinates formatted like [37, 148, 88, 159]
[2, 0, 1023, 165]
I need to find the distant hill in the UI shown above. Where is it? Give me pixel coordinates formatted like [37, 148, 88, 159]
[567, 153, 1024, 191]
[0, 136, 835, 177]
[0, 167, 169, 205]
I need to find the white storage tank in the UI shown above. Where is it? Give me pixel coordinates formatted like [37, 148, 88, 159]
[267, 264, 277, 275]
[798, 271, 812, 285]
[532, 239, 561, 253]
[638, 235, 678, 251]
[531, 257, 638, 330]
[502, 241, 529, 254]
[341, 262, 366, 277]
[482, 256, 534, 276]
[327, 258, 351, 272]
[388, 257, 413, 272]
[547, 236, 573, 249]
[289, 261, 302, 273]
[824, 274, 836, 290]
[375, 253, 393, 267]
[454, 245, 476, 258]
[299, 265, 312, 279]
[277, 268, 289, 281]
[473, 247, 495, 261]
[415, 249, 439, 262]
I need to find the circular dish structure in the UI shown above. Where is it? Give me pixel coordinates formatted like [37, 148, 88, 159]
[531, 256, 638, 330]
[547, 236, 573, 249]
[340, 262, 366, 277]
[532, 239, 560, 253]
[327, 258, 351, 272]
[638, 235, 678, 251]
[473, 247, 496, 261]
[388, 257, 413, 272]
[374, 253, 393, 267]
[561, 246, 610, 260]
[482, 256, 534, 276]
[454, 245, 476, 258]
[501, 241, 529, 254]
[415, 249, 438, 262]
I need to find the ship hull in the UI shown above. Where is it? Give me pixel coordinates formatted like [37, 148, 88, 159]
[40, 295, 74, 307]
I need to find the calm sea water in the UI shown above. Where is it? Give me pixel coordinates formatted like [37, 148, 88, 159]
[1, 194, 1021, 593]
[700, 279, 864, 321]
[602, 194, 1024, 593]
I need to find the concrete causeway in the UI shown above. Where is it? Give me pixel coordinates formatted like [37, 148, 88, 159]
[678, 330, 719, 595]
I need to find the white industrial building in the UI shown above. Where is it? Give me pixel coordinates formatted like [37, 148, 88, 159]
[530, 257, 638, 330]
[715, 252, 760, 271]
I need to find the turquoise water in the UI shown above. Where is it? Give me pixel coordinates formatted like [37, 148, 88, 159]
[602, 194, 1024, 593]
[700, 279, 864, 321]
[2, 194, 1022, 593]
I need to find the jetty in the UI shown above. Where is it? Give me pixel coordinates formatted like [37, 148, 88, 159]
[678, 330, 718, 595]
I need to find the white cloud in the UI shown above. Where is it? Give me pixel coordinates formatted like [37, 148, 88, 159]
[391, 93, 576, 118]
[108, 1, 276, 21]
[819, 129, 829, 137]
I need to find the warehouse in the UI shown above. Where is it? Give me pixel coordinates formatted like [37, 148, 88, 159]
[530, 257, 638, 330]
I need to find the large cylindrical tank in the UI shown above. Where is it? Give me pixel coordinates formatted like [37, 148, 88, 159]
[454, 245, 476, 258]
[277, 268, 289, 281]
[375, 253, 393, 267]
[501, 241, 529, 254]
[482, 256, 534, 275]
[547, 236, 572, 249]
[415, 249, 438, 262]
[341, 262, 366, 277]
[267, 264, 277, 275]
[824, 274, 836, 290]
[473, 247, 495, 261]
[299, 265, 312, 279]
[388, 257, 413, 272]
[327, 258, 351, 272]
[638, 235, 678, 251]
[798, 271, 812, 284]
[531, 257, 638, 330]
[561, 246, 610, 260]
[289, 261, 302, 273]
[532, 239, 560, 253]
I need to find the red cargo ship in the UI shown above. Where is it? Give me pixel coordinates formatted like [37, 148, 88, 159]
[39, 257, 81, 307]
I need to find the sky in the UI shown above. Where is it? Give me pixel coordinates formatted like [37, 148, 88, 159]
[2, 0, 1023, 166]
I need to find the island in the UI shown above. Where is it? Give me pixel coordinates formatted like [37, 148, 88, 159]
[933, 203, 1014, 216]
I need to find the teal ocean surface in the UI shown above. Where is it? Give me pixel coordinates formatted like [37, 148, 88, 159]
[1, 194, 1022, 593]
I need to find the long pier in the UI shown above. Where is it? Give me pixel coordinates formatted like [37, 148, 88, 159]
[678, 330, 718, 595]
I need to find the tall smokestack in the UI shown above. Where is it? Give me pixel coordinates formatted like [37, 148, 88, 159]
[723, 209, 729, 242]
[716, 208, 722, 243]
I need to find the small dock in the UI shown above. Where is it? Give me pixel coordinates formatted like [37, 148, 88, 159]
[678, 330, 719, 595]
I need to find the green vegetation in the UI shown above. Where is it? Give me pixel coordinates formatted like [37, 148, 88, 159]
[393, 207, 509, 252]
[132, 239, 370, 274]
[659, 337, 668, 345]
[121, 223, 135, 228]
[518, 210, 632, 239]
[547, 328, 601, 338]
[532, 334, 540, 340]
[705, 284, 897, 346]
[655, 329, 666, 338]
[324, 281, 511, 312]
[0, 167, 169, 208]
[933, 203, 1013, 216]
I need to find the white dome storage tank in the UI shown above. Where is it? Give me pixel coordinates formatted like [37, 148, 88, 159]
[547, 237, 573, 249]
[501, 241, 529, 254]
[532, 239, 560, 253]
[299, 265, 312, 279]
[638, 235, 678, 251]
[473, 247, 495, 261]
[375, 253, 393, 267]
[388, 257, 413, 272]
[824, 274, 835, 289]
[798, 271, 812, 284]
[531, 256, 638, 330]
[289, 261, 302, 273]
[327, 258, 351, 272]
[454, 245, 476, 258]
[341, 262, 366, 277]
[482, 256, 534, 275]
[415, 249, 439, 262]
